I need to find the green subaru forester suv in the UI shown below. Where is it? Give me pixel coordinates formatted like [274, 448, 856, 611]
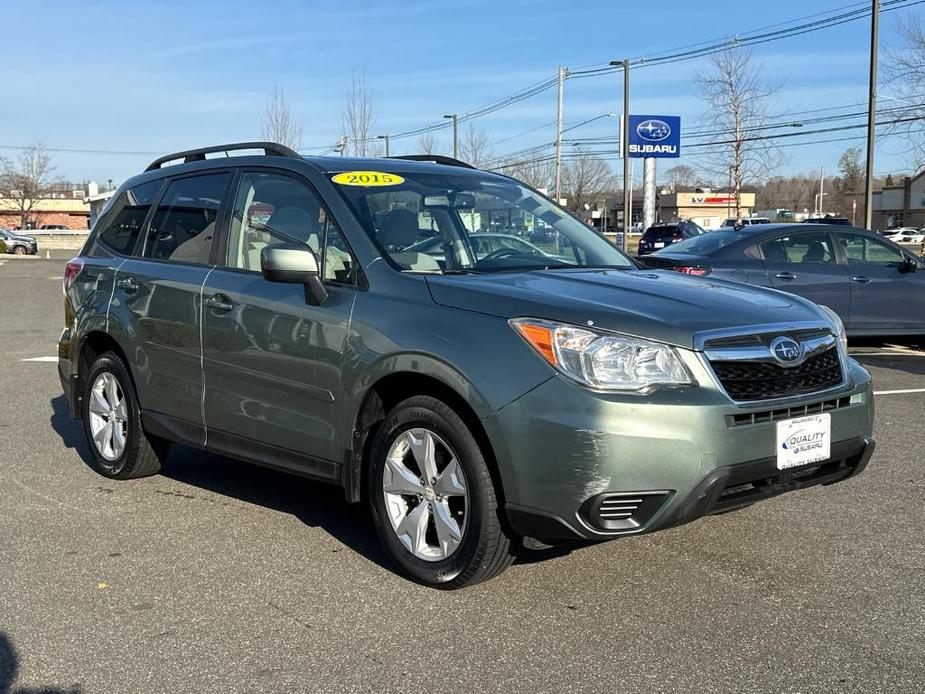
[58, 143, 875, 588]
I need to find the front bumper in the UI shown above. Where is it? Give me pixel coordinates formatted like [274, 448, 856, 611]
[485, 357, 875, 541]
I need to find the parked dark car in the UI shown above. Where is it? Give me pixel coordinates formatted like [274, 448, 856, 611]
[638, 223, 925, 336]
[0, 229, 38, 255]
[637, 221, 704, 255]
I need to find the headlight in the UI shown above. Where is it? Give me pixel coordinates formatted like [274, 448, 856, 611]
[510, 318, 692, 392]
[818, 305, 847, 354]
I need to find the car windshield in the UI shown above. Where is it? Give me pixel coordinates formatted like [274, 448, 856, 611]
[657, 230, 747, 255]
[335, 170, 634, 273]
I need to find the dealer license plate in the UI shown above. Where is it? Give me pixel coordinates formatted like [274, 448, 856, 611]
[776, 413, 831, 470]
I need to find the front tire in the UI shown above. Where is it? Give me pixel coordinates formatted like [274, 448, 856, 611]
[13, 245, 26, 255]
[367, 396, 518, 588]
[82, 351, 169, 480]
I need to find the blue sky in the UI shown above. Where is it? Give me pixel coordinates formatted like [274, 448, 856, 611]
[0, 0, 919, 185]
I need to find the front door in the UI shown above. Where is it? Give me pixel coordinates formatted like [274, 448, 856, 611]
[837, 231, 925, 333]
[201, 170, 360, 476]
[114, 171, 231, 430]
[759, 230, 850, 322]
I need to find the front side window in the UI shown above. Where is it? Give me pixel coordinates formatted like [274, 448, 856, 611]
[96, 179, 162, 255]
[839, 233, 906, 265]
[225, 171, 356, 284]
[335, 171, 632, 273]
[143, 173, 230, 264]
[760, 232, 835, 264]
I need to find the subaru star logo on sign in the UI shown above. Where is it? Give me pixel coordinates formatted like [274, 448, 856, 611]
[770, 336, 804, 366]
[627, 114, 681, 158]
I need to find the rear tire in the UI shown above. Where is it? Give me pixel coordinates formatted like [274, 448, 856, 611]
[82, 351, 169, 480]
[367, 395, 518, 588]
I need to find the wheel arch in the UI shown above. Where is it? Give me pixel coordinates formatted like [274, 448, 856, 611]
[342, 368, 503, 506]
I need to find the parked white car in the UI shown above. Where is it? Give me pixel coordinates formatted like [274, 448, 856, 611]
[894, 229, 925, 243]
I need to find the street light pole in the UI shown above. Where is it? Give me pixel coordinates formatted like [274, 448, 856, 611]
[444, 114, 458, 159]
[377, 134, 390, 157]
[621, 59, 631, 252]
[864, 0, 880, 229]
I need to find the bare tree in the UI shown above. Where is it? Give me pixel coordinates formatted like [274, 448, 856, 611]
[561, 149, 616, 213]
[459, 124, 493, 167]
[500, 158, 556, 192]
[0, 144, 59, 230]
[261, 84, 303, 150]
[416, 131, 440, 155]
[836, 146, 865, 219]
[662, 163, 699, 191]
[696, 48, 785, 220]
[342, 69, 375, 157]
[884, 15, 925, 165]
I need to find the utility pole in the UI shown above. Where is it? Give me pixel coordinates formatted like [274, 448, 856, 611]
[337, 135, 347, 157]
[444, 114, 458, 159]
[377, 134, 390, 157]
[554, 66, 566, 203]
[864, 0, 879, 229]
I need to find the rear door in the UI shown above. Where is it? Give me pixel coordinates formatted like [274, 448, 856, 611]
[200, 169, 360, 475]
[836, 231, 925, 333]
[759, 230, 850, 321]
[112, 171, 232, 433]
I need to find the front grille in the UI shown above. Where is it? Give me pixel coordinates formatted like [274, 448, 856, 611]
[727, 395, 852, 427]
[580, 491, 671, 532]
[710, 347, 843, 401]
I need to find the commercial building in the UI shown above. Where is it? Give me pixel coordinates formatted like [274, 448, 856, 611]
[871, 171, 925, 230]
[658, 191, 757, 229]
[0, 194, 90, 230]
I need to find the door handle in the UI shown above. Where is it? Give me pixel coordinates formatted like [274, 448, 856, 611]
[116, 276, 139, 293]
[205, 294, 234, 312]
[775, 271, 797, 280]
[851, 275, 872, 284]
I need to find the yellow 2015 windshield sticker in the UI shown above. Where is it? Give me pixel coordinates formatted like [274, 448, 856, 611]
[331, 171, 404, 186]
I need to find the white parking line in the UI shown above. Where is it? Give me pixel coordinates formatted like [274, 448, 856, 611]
[20, 356, 58, 363]
[874, 388, 925, 395]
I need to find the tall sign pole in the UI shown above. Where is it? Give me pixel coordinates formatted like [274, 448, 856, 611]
[643, 158, 657, 230]
[622, 59, 631, 252]
[554, 66, 566, 203]
[864, 0, 879, 229]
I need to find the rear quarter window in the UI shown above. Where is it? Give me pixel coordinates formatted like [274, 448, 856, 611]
[95, 179, 162, 255]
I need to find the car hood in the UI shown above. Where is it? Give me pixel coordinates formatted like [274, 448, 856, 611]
[7, 234, 35, 242]
[426, 269, 823, 350]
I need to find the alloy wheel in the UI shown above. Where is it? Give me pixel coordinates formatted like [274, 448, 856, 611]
[382, 428, 469, 562]
[88, 371, 128, 464]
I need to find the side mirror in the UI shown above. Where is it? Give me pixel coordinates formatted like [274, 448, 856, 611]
[900, 256, 919, 273]
[261, 245, 328, 306]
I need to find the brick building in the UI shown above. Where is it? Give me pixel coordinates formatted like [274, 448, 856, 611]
[871, 171, 925, 230]
[0, 195, 90, 230]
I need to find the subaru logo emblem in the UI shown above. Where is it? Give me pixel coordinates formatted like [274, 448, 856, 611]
[770, 336, 804, 366]
[636, 119, 671, 142]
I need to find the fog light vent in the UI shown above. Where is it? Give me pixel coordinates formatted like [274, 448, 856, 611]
[580, 491, 672, 533]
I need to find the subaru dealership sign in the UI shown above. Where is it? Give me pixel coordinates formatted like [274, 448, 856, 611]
[627, 115, 681, 158]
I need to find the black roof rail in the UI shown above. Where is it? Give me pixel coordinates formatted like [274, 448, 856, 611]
[387, 154, 476, 170]
[145, 141, 301, 172]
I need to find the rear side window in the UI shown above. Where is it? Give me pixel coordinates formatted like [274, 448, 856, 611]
[839, 233, 906, 265]
[96, 180, 162, 255]
[760, 232, 835, 264]
[144, 173, 230, 264]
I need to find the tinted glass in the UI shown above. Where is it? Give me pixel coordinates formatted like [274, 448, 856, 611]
[226, 171, 356, 283]
[839, 233, 905, 265]
[336, 171, 632, 273]
[96, 179, 162, 255]
[144, 173, 230, 263]
[760, 232, 835, 264]
[660, 230, 747, 255]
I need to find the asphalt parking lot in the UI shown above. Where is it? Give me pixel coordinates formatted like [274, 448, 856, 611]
[1, 256, 923, 694]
